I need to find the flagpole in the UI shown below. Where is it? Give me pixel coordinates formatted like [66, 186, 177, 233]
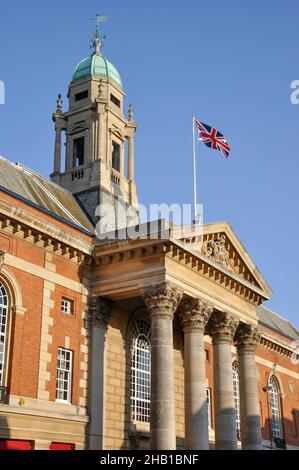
[192, 115, 198, 224]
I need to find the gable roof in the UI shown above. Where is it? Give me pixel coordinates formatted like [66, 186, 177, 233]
[178, 221, 272, 300]
[257, 305, 299, 340]
[0, 156, 94, 234]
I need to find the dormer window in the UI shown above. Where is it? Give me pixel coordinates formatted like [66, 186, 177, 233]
[112, 141, 121, 172]
[73, 137, 85, 167]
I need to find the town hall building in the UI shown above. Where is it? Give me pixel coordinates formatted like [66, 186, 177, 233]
[0, 24, 298, 450]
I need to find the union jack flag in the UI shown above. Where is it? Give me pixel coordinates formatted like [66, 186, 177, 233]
[194, 120, 231, 159]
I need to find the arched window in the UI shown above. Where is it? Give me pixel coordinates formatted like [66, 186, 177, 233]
[130, 319, 151, 423]
[0, 282, 9, 386]
[269, 376, 283, 439]
[232, 363, 241, 439]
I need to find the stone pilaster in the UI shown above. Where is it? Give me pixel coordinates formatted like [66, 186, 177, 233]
[53, 126, 62, 174]
[142, 281, 183, 450]
[88, 295, 114, 450]
[37, 254, 55, 401]
[0, 250, 5, 272]
[236, 323, 262, 450]
[208, 311, 239, 450]
[179, 298, 213, 450]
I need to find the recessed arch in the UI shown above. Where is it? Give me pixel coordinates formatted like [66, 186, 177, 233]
[129, 317, 151, 424]
[267, 370, 284, 397]
[0, 265, 26, 388]
[268, 374, 284, 440]
[0, 265, 26, 316]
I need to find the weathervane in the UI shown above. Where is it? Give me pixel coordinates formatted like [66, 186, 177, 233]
[90, 14, 109, 54]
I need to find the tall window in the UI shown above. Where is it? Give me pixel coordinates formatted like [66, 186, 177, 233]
[0, 282, 8, 386]
[73, 137, 84, 167]
[207, 388, 212, 429]
[130, 319, 151, 423]
[269, 376, 283, 439]
[56, 348, 72, 403]
[112, 141, 121, 172]
[232, 363, 241, 439]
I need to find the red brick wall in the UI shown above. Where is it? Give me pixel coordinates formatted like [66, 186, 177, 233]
[0, 197, 90, 406]
[47, 285, 85, 405]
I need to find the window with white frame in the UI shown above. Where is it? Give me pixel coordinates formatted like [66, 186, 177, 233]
[130, 319, 151, 423]
[232, 363, 241, 440]
[56, 348, 72, 403]
[0, 282, 8, 386]
[269, 376, 283, 440]
[207, 388, 212, 429]
[61, 298, 73, 315]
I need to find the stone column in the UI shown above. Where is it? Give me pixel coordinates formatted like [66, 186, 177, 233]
[208, 311, 239, 450]
[127, 135, 134, 182]
[236, 324, 262, 450]
[142, 281, 183, 450]
[179, 298, 213, 449]
[88, 296, 114, 450]
[53, 125, 62, 174]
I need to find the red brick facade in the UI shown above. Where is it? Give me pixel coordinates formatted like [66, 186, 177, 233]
[0, 188, 298, 450]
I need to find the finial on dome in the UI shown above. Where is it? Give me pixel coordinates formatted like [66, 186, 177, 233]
[91, 14, 109, 55]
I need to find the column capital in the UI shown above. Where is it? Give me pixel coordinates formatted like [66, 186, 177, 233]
[236, 323, 261, 354]
[207, 311, 239, 344]
[141, 281, 183, 319]
[89, 295, 114, 329]
[179, 297, 213, 332]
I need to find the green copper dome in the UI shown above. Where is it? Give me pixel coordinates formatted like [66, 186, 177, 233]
[72, 54, 123, 88]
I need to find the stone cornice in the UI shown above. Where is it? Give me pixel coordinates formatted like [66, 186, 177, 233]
[94, 238, 267, 305]
[0, 197, 93, 262]
[165, 241, 266, 305]
[260, 330, 299, 359]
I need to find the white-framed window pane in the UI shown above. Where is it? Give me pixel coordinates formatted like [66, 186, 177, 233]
[61, 298, 73, 314]
[0, 282, 8, 386]
[232, 363, 241, 440]
[207, 388, 212, 429]
[56, 348, 72, 403]
[130, 319, 151, 423]
[269, 377, 283, 439]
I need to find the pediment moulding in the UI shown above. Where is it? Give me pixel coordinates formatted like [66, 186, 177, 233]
[185, 231, 259, 287]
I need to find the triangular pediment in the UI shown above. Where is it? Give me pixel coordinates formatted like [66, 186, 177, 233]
[110, 126, 125, 142]
[69, 121, 88, 135]
[179, 221, 272, 298]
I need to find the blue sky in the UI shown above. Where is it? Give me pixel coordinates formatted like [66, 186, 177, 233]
[0, 0, 298, 327]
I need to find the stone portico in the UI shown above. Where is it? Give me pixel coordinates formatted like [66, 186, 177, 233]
[89, 221, 272, 450]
